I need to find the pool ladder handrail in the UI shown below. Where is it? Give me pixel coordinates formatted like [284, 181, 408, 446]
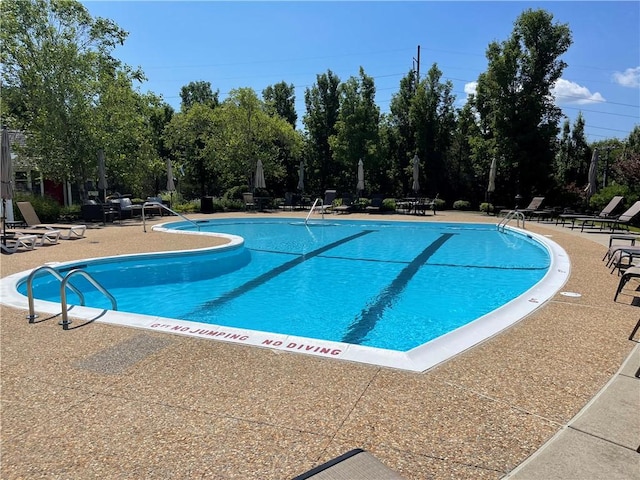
[305, 198, 326, 224]
[142, 201, 201, 232]
[26, 266, 117, 330]
[498, 210, 526, 232]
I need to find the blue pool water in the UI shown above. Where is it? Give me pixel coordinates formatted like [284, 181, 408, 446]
[20, 219, 550, 352]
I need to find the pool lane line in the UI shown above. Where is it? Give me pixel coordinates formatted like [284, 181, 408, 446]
[198, 230, 375, 310]
[342, 232, 456, 345]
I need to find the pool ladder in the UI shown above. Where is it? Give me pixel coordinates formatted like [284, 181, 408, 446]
[497, 210, 526, 232]
[26, 266, 117, 330]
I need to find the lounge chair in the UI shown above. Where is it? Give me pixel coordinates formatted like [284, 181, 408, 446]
[292, 448, 406, 480]
[579, 200, 640, 232]
[558, 195, 624, 229]
[7, 228, 60, 246]
[366, 194, 384, 213]
[499, 196, 545, 217]
[614, 265, 640, 301]
[16, 201, 86, 239]
[333, 195, 354, 214]
[0, 234, 38, 254]
[311, 189, 337, 213]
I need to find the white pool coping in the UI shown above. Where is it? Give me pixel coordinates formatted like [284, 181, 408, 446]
[0, 223, 570, 372]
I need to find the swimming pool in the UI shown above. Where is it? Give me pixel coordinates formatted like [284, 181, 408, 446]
[1, 218, 570, 371]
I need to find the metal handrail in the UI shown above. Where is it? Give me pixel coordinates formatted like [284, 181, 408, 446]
[305, 198, 325, 224]
[142, 201, 201, 232]
[59, 269, 117, 330]
[498, 210, 526, 232]
[26, 266, 85, 322]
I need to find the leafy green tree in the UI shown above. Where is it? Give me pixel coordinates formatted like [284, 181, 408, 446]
[474, 8, 572, 202]
[0, 0, 156, 201]
[180, 80, 219, 111]
[262, 81, 297, 129]
[329, 67, 380, 194]
[411, 64, 456, 198]
[303, 70, 341, 193]
[163, 103, 217, 197]
[387, 71, 419, 194]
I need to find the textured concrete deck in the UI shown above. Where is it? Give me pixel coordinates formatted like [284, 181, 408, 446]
[1, 210, 638, 479]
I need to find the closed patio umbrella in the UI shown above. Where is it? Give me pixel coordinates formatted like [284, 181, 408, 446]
[356, 159, 364, 194]
[166, 158, 176, 208]
[411, 154, 420, 194]
[255, 159, 266, 190]
[487, 158, 496, 194]
[97, 149, 107, 202]
[1, 127, 13, 244]
[297, 161, 304, 192]
[586, 149, 598, 199]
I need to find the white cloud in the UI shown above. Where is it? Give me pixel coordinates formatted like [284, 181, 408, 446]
[464, 81, 477, 97]
[612, 66, 640, 88]
[551, 78, 605, 105]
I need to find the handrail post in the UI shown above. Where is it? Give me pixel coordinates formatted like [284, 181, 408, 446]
[142, 201, 201, 232]
[26, 266, 85, 323]
[59, 269, 117, 330]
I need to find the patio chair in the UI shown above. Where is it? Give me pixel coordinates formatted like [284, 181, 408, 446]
[499, 196, 545, 217]
[311, 189, 337, 213]
[7, 228, 60, 246]
[558, 195, 624, 229]
[366, 194, 385, 213]
[242, 192, 256, 212]
[0, 234, 38, 254]
[614, 265, 640, 301]
[579, 200, 640, 232]
[16, 201, 86, 239]
[292, 448, 406, 480]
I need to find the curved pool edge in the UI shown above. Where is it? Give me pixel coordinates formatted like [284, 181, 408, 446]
[0, 223, 570, 373]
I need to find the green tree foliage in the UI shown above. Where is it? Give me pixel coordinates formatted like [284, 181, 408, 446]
[0, 0, 159, 200]
[474, 8, 572, 204]
[303, 70, 341, 192]
[262, 81, 297, 129]
[329, 67, 380, 194]
[180, 80, 219, 111]
[410, 64, 456, 197]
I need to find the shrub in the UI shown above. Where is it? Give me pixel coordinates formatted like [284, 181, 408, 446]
[480, 202, 494, 213]
[433, 197, 446, 211]
[382, 198, 396, 211]
[453, 200, 471, 210]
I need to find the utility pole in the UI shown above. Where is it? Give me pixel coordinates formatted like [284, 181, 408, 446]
[413, 45, 421, 84]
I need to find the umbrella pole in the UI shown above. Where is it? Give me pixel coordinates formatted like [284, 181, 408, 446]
[2, 199, 6, 246]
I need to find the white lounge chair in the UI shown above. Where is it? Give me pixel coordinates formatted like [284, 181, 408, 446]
[16, 201, 86, 239]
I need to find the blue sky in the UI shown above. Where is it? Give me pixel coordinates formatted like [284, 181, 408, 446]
[82, 1, 639, 142]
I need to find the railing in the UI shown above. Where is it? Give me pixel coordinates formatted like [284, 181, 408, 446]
[59, 269, 117, 330]
[26, 266, 117, 329]
[498, 210, 526, 232]
[305, 198, 325, 224]
[142, 201, 201, 232]
[26, 266, 85, 323]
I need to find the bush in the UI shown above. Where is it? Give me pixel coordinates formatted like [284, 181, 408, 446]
[433, 197, 446, 211]
[480, 202, 494, 213]
[382, 198, 396, 211]
[453, 200, 471, 210]
[589, 184, 634, 212]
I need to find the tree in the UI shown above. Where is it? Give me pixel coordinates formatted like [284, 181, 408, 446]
[474, 8, 572, 202]
[0, 0, 155, 201]
[180, 80, 219, 111]
[329, 67, 380, 194]
[262, 81, 297, 129]
[303, 70, 341, 193]
[411, 64, 457, 198]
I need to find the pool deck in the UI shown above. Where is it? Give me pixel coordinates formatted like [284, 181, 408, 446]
[1, 210, 638, 479]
